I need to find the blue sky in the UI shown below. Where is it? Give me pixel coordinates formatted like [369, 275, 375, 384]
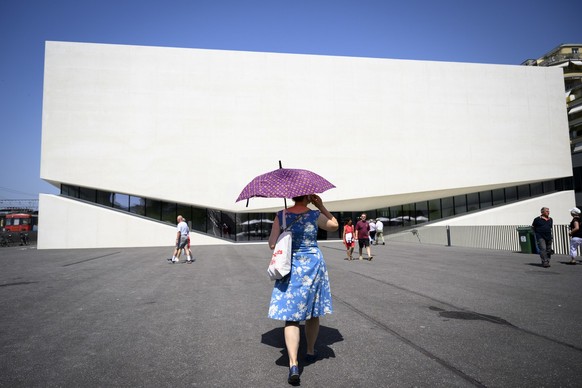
[0, 0, 580, 201]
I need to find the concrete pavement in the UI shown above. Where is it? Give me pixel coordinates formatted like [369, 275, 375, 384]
[0, 240, 581, 387]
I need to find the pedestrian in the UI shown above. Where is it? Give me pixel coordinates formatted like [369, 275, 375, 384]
[179, 218, 193, 263]
[369, 219, 377, 245]
[568, 207, 581, 265]
[355, 213, 373, 261]
[375, 218, 385, 245]
[267, 194, 338, 385]
[532, 207, 553, 268]
[343, 218, 355, 260]
[168, 215, 193, 264]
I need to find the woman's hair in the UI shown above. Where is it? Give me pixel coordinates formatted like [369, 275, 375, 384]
[344, 218, 352, 224]
[292, 195, 307, 202]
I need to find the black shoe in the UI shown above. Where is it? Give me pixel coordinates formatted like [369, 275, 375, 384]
[288, 365, 300, 385]
[305, 351, 319, 363]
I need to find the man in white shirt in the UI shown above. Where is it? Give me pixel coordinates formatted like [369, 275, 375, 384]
[369, 219, 377, 244]
[170, 215, 193, 263]
[375, 219, 385, 245]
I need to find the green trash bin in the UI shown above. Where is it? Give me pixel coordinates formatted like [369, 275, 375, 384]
[517, 226, 535, 253]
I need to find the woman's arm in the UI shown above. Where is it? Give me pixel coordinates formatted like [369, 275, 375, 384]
[268, 215, 281, 249]
[310, 195, 338, 232]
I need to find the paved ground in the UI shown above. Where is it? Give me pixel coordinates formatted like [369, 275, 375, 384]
[1, 240, 581, 387]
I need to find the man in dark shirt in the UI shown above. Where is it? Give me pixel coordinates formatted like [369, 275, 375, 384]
[355, 213, 373, 261]
[532, 207, 553, 268]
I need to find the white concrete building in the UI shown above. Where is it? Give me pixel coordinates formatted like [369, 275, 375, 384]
[39, 41, 574, 249]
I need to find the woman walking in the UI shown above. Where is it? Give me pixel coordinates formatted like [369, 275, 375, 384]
[343, 218, 355, 260]
[569, 207, 581, 264]
[268, 194, 338, 385]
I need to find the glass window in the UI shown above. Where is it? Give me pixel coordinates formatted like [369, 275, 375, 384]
[129, 196, 145, 216]
[479, 190, 492, 209]
[492, 189, 505, 205]
[388, 206, 403, 227]
[207, 209, 222, 237]
[467, 193, 479, 212]
[161, 202, 177, 224]
[441, 197, 454, 218]
[238, 212, 269, 241]
[505, 186, 517, 203]
[96, 191, 113, 207]
[221, 211, 236, 240]
[79, 187, 96, 202]
[543, 180, 555, 193]
[62, 184, 79, 198]
[191, 207, 207, 233]
[177, 204, 193, 226]
[454, 195, 467, 215]
[517, 184, 530, 200]
[428, 199, 442, 220]
[530, 182, 543, 196]
[114, 193, 129, 211]
[415, 201, 428, 223]
[402, 203, 415, 225]
[145, 199, 162, 221]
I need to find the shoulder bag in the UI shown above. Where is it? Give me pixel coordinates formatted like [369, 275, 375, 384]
[267, 210, 305, 281]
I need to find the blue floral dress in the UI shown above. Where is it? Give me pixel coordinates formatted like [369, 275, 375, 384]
[268, 209, 333, 321]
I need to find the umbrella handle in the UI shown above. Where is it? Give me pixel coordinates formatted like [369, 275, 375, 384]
[279, 160, 287, 209]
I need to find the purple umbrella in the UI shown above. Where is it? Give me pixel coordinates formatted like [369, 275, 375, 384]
[236, 167, 335, 204]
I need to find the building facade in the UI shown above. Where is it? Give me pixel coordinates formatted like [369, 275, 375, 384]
[523, 43, 582, 205]
[39, 41, 574, 249]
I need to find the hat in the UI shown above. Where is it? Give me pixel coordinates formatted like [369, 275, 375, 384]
[570, 207, 581, 215]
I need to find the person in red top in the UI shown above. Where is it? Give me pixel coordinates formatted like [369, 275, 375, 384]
[342, 218, 355, 260]
[355, 213, 373, 261]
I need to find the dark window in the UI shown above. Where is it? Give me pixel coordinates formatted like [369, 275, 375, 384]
[543, 180, 555, 193]
[145, 199, 162, 221]
[492, 189, 505, 206]
[467, 193, 480, 212]
[62, 184, 79, 198]
[191, 207, 207, 233]
[79, 187, 96, 202]
[454, 195, 467, 215]
[480, 190, 492, 209]
[96, 191, 113, 207]
[221, 211, 236, 240]
[441, 197, 454, 218]
[415, 201, 429, 223]
[505, 186, 517, 203]
[517, 184, 530, 200]
[428, 199, 442, 220]
[207, 209, 222, 237]
[161, 202, 177, 224]
[177, 204, 193, 225]
[530, 182, 543, 196]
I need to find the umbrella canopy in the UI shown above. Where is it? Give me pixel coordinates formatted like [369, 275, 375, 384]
[236, 168, 335, 203]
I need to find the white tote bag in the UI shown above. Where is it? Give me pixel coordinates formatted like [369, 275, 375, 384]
[267, 210, 293, 280]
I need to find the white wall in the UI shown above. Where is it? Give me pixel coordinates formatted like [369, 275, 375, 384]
[429, 191, 575, 226]
[38, 194, 229, 249]
[41, 41, 571, 213]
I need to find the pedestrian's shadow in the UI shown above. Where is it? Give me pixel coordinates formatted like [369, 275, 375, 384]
[261, 325, 343, 367]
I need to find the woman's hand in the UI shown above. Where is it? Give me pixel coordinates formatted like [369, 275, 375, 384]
[309, 194, 324, 209]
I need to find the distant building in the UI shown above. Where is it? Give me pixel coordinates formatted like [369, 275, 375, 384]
[39, 42, 574, 249]
[522, 43, 582, 205]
